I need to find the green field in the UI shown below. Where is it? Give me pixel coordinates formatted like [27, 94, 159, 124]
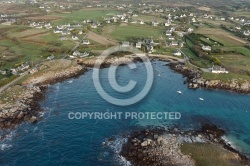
[203, 72, 250, 82]
[205, 34, 244, 47]
[181, 48, 197, 59]
[0, 39, 49, 69]
[232, 47, 250, 57]
[215, 54, 250, 73]
[52, 9, 121, 25]
[234, 9, 250, 18]
[136, 15, 166, 22]
[104, 24, 165, 41]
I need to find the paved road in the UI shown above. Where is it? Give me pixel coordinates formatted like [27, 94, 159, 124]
[0, 71, 29, 94]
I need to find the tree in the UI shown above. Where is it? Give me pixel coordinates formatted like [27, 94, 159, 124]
[71, 29, 79, 35]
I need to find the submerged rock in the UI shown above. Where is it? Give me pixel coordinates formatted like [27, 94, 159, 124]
[29, 116, 37, 123]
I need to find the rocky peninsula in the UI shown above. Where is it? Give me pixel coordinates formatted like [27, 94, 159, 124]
[0, 59, 86, 129]
[105, 125, 250, 166]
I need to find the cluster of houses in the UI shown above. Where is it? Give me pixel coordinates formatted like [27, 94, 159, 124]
[69, 50, 89, 59]
[120, 39, 156, 53]
[29, 21, 52, 29]
[53, 23, 87, 41]
[37, 1, 72, 12]
[0, 14, 16, 25]
[10, 63, 30, 75]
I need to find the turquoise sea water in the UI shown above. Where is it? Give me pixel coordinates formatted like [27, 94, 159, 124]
[0, 60, 250, 165]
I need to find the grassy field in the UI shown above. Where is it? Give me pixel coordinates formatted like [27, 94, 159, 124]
[181, 143, 244, 166]
[234, 9, 250, 18]
[232, 47, 250, 57]
[181, 48, 197, 59]
[0, 25, 77, 74]
[195, 27, 246, 47]
[203, 71, 250, 82]
[52, 9, 121, 25]
[136, 15, 166, 22]
[7, 28, 49, 38]
[103, 24, 165, 41]
[215, 54, 250, 73]
[206, 34, 244, 47]
[0, 39, 48, 69]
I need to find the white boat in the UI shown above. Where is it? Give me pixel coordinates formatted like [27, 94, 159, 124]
[177, 91, 182, 94]
[158, 74, 161, 77]
[199, 98, 204, 101]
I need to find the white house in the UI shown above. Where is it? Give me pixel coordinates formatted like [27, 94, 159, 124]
[121, 41, 130, 47]
[211, 66, 229, 74]
[73, 50, 81, 56]
[72, 35, 79, 40]
[53, 29, 62, 34]
[152, 21, 159, 26]
[168, 36, 175, 40]
[165, 22, 170, 27]
[202, 46, 212, 51]
[171, 41, 178, 46]
[173, 50, 182, 56]
[140, 21, 145, 25]
[0, 70, 6, 75]
[187, 28, 194, 33]
[47, 55, 54, 60]
[136, 42, 142, 49]
[45, 23, 52, 29]
[61, 30, 70, 35]
[166, 31, 172, 36]
[91, 24, 97, 29]
[57, 25, 63, 30]
[82, 40, 90, 45]
[243, 31, 250, 36]
[79, 52, 89, 58]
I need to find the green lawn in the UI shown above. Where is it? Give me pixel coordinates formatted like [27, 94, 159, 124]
[186, 38, 195, 47]
[203, 72, 250, 82]
[181, 48, 197, 59]
[205, 34, 244, 47]
[136, 15, 166, 22]
[215, 54, 250, 73]
[52, 9, 121, 25]
[106, 24, 164, 41]
[234, 9, 250, 18]
[233, 47, 250, 57]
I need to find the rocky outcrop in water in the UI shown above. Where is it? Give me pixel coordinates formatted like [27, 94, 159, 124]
[118, 125, 250, 166]
[0, 86, 46, 129]
[120, 128, 197, 166]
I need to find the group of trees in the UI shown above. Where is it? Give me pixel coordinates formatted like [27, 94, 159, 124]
[192, 45, 210, 58]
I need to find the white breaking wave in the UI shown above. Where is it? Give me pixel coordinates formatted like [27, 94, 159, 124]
[0, 131, 16, 151]
[0, 144, 12, 151]
[106, 135, 132, 166]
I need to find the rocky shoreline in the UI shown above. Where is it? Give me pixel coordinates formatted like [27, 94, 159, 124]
[1, 55, 250, 130]
[169, 63, 250, 94]
[115, 125, 250, 166]
[0, 60, 87, 130]
[0, 86, 46, 130]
